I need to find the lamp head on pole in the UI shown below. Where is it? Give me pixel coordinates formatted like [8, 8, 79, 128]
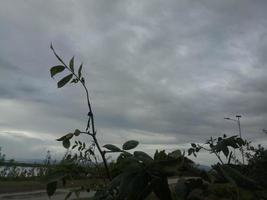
[224, 117, 238, 122]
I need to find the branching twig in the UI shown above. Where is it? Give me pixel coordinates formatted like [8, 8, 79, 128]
[50, 44, 111, 181]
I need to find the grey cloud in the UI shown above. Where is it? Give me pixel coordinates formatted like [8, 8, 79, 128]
[0, 131, 63, 160]
[0, 0, 267, 163]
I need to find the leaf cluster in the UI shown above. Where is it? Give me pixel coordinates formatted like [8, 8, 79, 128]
[98, 141, 191, 200]
[50, 44, 85, 89]
[188, 134, 246, 164]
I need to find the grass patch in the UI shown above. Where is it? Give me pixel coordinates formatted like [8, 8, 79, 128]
[0, 179, 101, 194]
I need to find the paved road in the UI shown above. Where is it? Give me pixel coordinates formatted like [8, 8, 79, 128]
[0, 177, 184, 200]
[0, 189, 94, 200]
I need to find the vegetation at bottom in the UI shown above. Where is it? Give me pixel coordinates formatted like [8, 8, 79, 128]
[0, 150, 54, 181]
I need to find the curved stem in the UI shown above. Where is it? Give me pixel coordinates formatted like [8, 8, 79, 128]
[51, 46, 111, 180]
[81, 82, 111, 181]
[214, 152, 224, 165]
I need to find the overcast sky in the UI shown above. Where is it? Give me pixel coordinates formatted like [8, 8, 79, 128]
[0, 0, 267, 164]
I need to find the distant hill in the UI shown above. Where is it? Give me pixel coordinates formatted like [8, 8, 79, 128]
[16, 158, 45, 164]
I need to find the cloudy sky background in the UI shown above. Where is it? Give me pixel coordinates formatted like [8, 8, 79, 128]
[0, 0, 267, 164]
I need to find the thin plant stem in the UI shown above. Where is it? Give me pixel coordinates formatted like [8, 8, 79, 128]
[50, 45, 111, 181]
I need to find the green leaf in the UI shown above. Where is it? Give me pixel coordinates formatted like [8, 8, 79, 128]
[227, 139, 239, 149]
[71, 78, 78, 83]
[63, 139, 70, 149]
[236, 137, 245, 146]
[152, 176, 172, 200]
[46, 181, 57, 197]
[168, 149, 182, 159]
[56, 136, 65, 141]
[117, 172, 137, 199]
[69, 56, 74, 72]
[109, 173, 123, 190]
[74, 129, 81, 136]
[222, 146, 229, 157]
[65, 133, 73, 140]
[188, 148, 195, 156]
[81, 77, 85, 84]
[154, 150, 167, 160]
[78, 64, 83, 78]
[134, 151, 153, 164]
[126, 171, 151, 199]
[50, 65, 65, 78]
[117, 152, 133, 164]
[122, 140, 139, 150]
[103, 144, 121, 152]
[115, 165, 146, 199]
[191, 143, 196, 148]
[56, 133, 73, 141]
[57, 74, 73, 88]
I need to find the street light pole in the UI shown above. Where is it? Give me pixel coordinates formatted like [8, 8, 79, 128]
[224, 115, 245, 164]
[236, 115, 242, 139]
[235, 115, 244, 164]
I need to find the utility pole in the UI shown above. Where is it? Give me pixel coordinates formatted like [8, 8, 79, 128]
[224, 115, 245, 164]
